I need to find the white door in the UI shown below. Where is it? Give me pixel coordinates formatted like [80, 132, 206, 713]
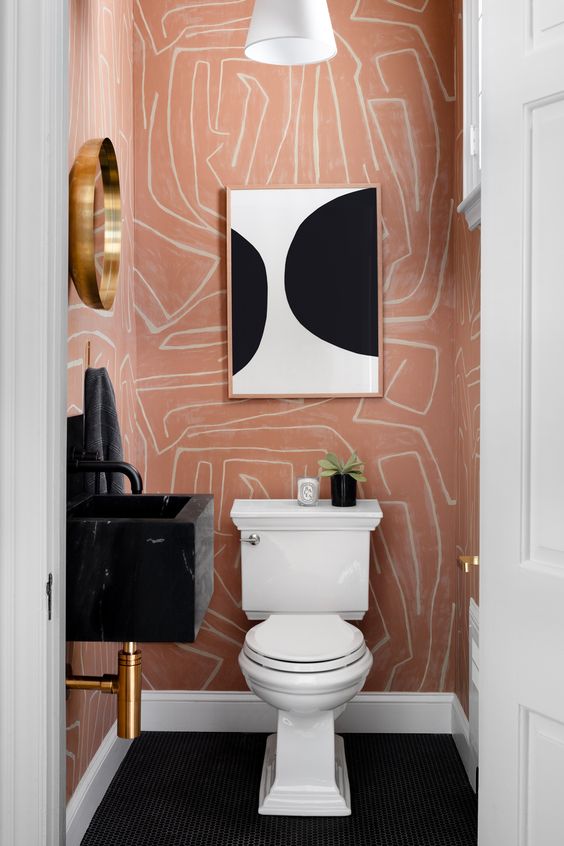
[480, 1, 564, 843]
[0, 1, 67, 844]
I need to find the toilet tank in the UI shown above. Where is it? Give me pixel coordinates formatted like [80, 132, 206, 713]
[230, 499, 383, 620]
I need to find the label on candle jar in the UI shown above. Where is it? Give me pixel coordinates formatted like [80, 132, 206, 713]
[297, 477, 320, 506]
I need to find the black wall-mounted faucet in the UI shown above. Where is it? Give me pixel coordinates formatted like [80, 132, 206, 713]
[68, 457, 144, 495]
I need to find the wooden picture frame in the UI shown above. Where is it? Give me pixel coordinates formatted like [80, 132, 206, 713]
[226, 184, 383, 399]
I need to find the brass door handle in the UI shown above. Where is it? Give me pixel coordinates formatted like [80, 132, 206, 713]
[458, 555, 479, 573]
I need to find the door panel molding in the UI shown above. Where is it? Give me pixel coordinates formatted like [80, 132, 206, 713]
[529, 0, 564, 50]
[519, 708, 564, 844]
[522, 95, 564, 572]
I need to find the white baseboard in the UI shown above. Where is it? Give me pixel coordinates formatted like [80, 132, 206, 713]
[65, 690, 462, 840]
[141, 690, 455, 734]
[451, 694, 478, 791]
[66, 723, 132, 846]
[336, 692, 454, 733]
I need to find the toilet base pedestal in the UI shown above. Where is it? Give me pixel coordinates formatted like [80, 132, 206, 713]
[258, 712, 351, 816]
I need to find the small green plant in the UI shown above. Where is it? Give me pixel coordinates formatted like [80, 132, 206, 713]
[318, 451, 367, 482]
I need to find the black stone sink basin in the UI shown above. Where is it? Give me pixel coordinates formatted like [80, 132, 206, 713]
[70, 494, 189, 520]
[66, 493, 213, 643]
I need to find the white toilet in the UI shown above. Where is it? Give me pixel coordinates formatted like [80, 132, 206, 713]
[231, 498, 383, 817]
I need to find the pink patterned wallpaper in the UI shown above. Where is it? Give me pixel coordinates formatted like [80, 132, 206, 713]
[133, 0, 458, 695]
[67, 0, 479, 804]
[66, 0, 136, 801]
[453, 0, 481, 717]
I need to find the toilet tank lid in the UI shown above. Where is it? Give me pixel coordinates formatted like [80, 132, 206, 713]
[230, 498, 383, 530]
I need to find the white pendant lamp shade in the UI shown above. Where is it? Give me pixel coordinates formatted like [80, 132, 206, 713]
[245, 0, 337, 66]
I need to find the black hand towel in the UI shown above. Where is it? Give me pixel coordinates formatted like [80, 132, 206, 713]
[84, 367, 124, 494]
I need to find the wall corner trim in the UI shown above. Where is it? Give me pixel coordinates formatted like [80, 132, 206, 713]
[469, 596, 479, 631]
[451, 694, 478, 791]
[66, 724, 132, 846]
[457, 184, 481, 230]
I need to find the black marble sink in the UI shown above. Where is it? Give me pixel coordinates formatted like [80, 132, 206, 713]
[67, 494, 213, 642]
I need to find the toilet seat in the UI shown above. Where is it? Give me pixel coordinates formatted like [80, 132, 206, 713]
[243, 614, 367, 674]
[243, 640, 368, 673]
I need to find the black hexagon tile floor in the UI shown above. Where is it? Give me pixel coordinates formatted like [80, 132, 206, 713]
[81, 732, 477, 846]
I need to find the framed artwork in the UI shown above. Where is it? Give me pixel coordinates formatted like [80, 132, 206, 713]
[226, 184, 382, 398]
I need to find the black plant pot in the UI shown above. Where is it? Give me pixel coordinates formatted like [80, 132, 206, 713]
[331, 474, 357, 507]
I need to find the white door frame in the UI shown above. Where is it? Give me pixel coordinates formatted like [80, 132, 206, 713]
[0, 1, 68, 844]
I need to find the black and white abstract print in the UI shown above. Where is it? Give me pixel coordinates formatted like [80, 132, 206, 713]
[228, 186, 381, 397]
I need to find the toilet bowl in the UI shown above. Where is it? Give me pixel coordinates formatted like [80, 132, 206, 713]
[231, 498, 383, 816]
[239, 614, 373, 816]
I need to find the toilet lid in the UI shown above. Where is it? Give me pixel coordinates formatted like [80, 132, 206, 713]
[243, 639, 368, 673]
[245, 614, 365, 664]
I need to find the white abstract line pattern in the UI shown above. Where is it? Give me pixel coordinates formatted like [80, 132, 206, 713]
[132, 0, 458, 702]
[67, 0, 138, 802]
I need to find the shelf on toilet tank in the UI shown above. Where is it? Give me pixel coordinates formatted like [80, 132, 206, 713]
[66, 493, 213, 642]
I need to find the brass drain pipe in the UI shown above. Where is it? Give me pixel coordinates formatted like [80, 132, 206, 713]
[66, 642, 142, 739]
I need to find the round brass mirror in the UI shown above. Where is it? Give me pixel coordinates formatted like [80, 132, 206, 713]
[69, 137, 121, 310]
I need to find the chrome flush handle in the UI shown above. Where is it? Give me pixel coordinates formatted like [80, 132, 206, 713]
[240, 533, 260, 546]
